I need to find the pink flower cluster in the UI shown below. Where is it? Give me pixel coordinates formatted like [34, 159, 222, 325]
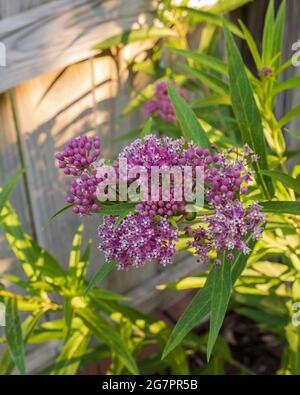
[98, 214, 178, 269]
[56, 135, 101, 214]
[57, 133, 265, 269]
[142, 81, 188, 121]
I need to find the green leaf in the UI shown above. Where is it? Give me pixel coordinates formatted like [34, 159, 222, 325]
[273, 0, 286, 71]
[224, 21, 273, 199]
[63, 297, 73, 340]
[178, 7, 244, 38]
[191, 95, 231, 109]
[5, 297, 26, 374]
[179, 63, 229, 95]
[92, 27, 176, 50]
[279, 104, 300, 127]
[261, 201, 300, 215]
[122, 83, 155, 116]
[167, 83, 210, 148]
[1, 202, 65, 280]
[43, 203, 74, 229]
[238, 19, 261, 69]
[77, 308, 139, 374]
[285, 128, 300, 140]
[162, 271, 214, 360]
[162, 239, 253, 359]
[112, 128, 141, 143]
[169, 47, 228, 75]
[99, 202, 137, 215]
[0, 310, 44, 375]
[262, 0, 275, 65]
[260, 170, 300, 194]
[0, 168, 24, 216]
[273, 76, 300, 95]
[207, 254, 232, 360]
[84, 261, 116, 296]
[141, 117, 153, 138]
[69, 224, 84, 276]
[51, 326, 90, 375]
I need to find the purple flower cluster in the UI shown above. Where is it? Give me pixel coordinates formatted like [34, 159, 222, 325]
[142, 81, 188, 122]
[56, 135, 101, 214]
[56, 135, 101, 176]
[57, 133, 265, 269]
[98, 213, 178, 269]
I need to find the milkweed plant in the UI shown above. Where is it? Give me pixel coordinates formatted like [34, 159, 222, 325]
[55, 0, 300, 370]
[1, 0, 300, 375]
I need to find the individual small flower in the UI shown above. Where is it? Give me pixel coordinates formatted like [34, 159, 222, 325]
[142, 80, 188, 122]
[98, 213, 178, 269]
[55, 135, 101, 176]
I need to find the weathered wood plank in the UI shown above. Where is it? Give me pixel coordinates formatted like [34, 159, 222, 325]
[0, 92, 34, 278]
[0, 0, 150, 92]
[12, 60, 95, 266]
[0, 0, 54, 19]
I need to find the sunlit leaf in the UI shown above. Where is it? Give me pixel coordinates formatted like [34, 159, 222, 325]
[261, 201, 300, 215]
[92, 27, 176, 50]
[0, 169, 24, 217]
[77, 308, 139, 374]
[5, 298, 26, 374]
[207, 254, 232, 360]
[167, 83, 210, 147]
[260, 170, 300, 194]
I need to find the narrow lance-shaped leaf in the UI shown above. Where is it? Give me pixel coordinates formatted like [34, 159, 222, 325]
[0, 168, 24, 216]
[261, 201, 300, 215]
[285, 128, 300, 140]
[69, 224, 84, 277]
[224, 21, 274, 199]
[84, 261, 116, 296]
[260, 170, 300, 195]
[162, 237, 254, 359]
[92, 27, 177, 50]
[5, 297, 26, 374]
[167, 83, 211, 148]
[179, 63, 229, 96]
[50, 326, 90, 375]
[279, 104, 300, 127]
[238, 19, 261, 69]
[178, 7, 244, 38]
[141, 117, 153, 138]
[273, 76, 300, 95]
[77, 307, 139, 374]
[0, 310, 44, 375]
[262, 0, 275, 65]
[207, 253, 232, 360]
[168, 47, 228, 75]
[273, 0, 286, 71]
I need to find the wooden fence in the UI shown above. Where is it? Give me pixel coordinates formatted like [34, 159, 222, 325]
[0, 0, 200, 316]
